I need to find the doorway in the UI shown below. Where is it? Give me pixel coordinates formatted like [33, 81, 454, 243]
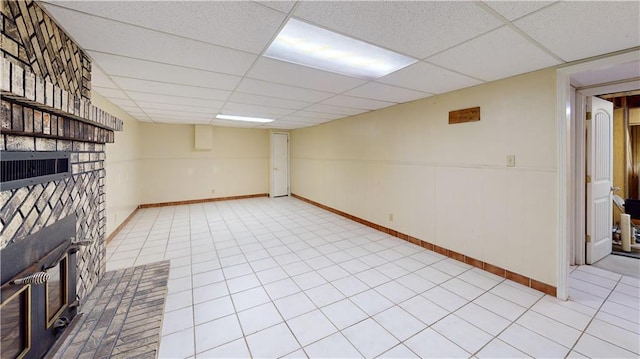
[271, 132, 289, 198]
[558, 49, 640, 299]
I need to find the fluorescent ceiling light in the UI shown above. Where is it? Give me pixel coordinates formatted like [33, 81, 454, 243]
[265, 19, 416, 80]
[215, 114, 274, 123]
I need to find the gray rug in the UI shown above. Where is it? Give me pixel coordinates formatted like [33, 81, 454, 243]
[593, 254, 640, 279]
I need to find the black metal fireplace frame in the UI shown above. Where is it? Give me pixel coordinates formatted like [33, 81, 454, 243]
[1, 214, 78, 359]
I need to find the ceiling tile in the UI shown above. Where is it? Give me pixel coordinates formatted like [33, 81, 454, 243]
[322, 95, 395, 110]
[303, 104, 365, 116]
[275, 115, 318, 124]
[236, 78, 334, 103]
[293, 1, 502, 59]
[148, 112, 212, 120]
[227, 92, 312, 110]
[89, 52, 241, 91]
[210, 119, 259, 128]
[114, 105, 142, 113]
[108, 98, 137, 108]
[90, 66, 118, 89]
[247, 57, 366, 94]
[126, 92, 228, 108]
[345, 83, 431, 103]
[134, 101, 223, 112]
[278, 116, 330, 125]
[428, 26, 561, 82]
[221, 102, 296, 117]
[142, 108, 216, 117]
[260, 121, 309, 130]
[42, 4, 257, 75]
[377, 61, 482, 95]
[152, 117, 212, 124]
[124, 111, 149, 119]
[93, 87, 129, 99]
[45, 1, 286, 54]
[514, 1, 640, 62]
[482, 1, 556, 21]
[252, 1, 296, 14]
[289, 111, 345, 121]
[113, 77, 231, 101]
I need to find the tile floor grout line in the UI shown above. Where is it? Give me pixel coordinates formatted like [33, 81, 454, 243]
[201, 201, 267, 358]
[111, 198, 639, 359]
[566, 273, 624, 357]
[461, 293, 547, 358]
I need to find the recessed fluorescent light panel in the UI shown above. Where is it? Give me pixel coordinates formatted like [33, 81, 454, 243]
[215, 114, 275, 123]
[265, 18, 416, 80]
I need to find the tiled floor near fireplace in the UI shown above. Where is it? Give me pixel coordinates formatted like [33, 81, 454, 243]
[106, 197, 640, 358]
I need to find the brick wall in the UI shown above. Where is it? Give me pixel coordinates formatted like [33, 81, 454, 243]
[0, 141, 106, 299]
[0, 1, 122, 301]
[1, 0, 91, 100]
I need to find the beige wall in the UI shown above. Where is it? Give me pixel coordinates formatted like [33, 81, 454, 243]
[139, 124, 269, 204]
[94, 92, 142, 237]
[291, 68, 558, 286]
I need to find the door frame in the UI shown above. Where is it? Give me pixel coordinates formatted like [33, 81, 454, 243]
[557, 49, 640, 300]
[270, 131, 290, 198]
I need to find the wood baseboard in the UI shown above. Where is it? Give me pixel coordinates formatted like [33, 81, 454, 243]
[106, 193, 269, 244]
[291, 193, 557, 297]
[105, 208, 139, 245]
[138, 193, 269, 209]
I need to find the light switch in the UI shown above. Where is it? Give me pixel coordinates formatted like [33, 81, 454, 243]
[507, 155, 516, 167]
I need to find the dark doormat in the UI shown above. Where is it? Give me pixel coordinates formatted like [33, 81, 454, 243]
[47, 261, 170, 359]
[612, 250, 640, 260]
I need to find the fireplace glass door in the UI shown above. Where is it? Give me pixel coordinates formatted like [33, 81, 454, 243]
[0, 285, 31, 359]
[46, 256, 68, 327]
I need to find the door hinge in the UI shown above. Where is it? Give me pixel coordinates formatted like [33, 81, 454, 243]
[586, 175, 591, 183]
[586, 111, 592, 120]
[586, 235, 591, 243]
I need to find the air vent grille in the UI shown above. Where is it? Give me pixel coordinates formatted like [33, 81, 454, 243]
[0, 152, 71, 191]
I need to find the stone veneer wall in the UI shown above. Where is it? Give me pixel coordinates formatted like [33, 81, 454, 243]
[1, 0, 91, 100]
[0, 0, 120, 301]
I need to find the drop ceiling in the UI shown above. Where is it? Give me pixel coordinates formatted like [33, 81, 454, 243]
[41, 1, 640, 129]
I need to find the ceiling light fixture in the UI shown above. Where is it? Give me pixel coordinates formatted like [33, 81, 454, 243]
[215, 114, 275, 123]
[265, 18, 416, 80]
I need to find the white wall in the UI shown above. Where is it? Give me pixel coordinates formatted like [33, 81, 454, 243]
[139, 124, 269, 204]
[291, 68, 558, 286]
[94, 92, 142, 237]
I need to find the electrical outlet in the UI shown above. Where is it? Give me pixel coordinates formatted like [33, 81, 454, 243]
[389, 213, 394, 222]
[507, 155, 516, 167]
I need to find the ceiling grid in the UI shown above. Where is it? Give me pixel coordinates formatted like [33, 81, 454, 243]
[39, 0, 640, 129]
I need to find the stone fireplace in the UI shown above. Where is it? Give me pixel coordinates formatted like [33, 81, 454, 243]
[1, 1, 123, 357]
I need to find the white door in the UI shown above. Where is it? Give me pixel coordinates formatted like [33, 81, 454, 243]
[586, 96, 614, 264]
[272, 133, 289, 197]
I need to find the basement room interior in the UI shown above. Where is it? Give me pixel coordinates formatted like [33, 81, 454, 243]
[0, 1, 639, 358]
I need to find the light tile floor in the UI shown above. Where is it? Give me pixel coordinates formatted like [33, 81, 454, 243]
[106, 197, 640, 358]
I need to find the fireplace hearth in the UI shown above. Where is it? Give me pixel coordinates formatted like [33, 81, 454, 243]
[1, 214, 81, 359]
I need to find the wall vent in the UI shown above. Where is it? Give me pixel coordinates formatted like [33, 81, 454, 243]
[1, 152, 71, 191]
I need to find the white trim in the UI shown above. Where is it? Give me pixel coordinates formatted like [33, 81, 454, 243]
[574, 91, 587, 266]
[556, 70, 570, 300]
[556, 49, 640, 300]
[568, 86, 576, 267]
